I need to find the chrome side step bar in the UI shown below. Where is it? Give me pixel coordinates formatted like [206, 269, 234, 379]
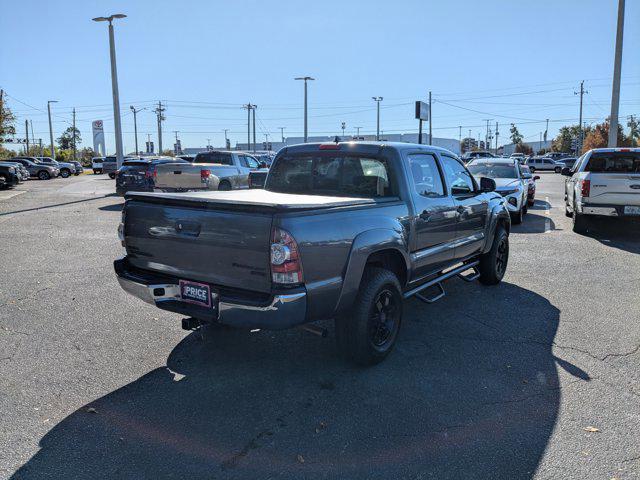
[404, 261, 480, 304]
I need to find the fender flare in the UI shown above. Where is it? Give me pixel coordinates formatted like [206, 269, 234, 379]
[334, 228, 410, 315]
[482, 202, 511, 253]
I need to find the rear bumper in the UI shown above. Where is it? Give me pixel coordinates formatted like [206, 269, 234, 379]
[116, 185, 153, 196]
[578, 202, 640, 218]
[114, 257, 308, 330]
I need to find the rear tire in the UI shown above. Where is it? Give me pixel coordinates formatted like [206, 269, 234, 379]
[335, 267, 402, 366]
[572, 212, 588, 234]
[0, 174, 7, 189]
[555, 166, 562, 173]
[479, 226, 509, 285]
[38, 170, 50, 180]
[218, 181, 232, 191]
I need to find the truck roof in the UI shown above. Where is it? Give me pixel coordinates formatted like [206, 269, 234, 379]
[281, 141, 457, 157]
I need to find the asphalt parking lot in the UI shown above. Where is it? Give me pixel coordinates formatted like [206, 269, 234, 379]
[1, 173, 639, 480]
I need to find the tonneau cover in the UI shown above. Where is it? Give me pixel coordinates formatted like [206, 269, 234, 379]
[126, 189, 384, 210]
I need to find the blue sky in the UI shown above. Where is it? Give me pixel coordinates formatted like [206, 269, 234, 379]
[1, 0, 639, 153]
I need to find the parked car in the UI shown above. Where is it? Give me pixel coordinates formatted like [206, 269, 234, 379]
[248, 169, 268, 189]
[102, 156, 118, 178]
[92, 157, 105, 174]
[527, 156, 563, 173]
[152, 150, 267, 192]
[9, 157, 59, 180]
[115, 157, 188, 196]
[520, 165, 540, 206]
[2, 161, 29, 182]
[467, 157, 529, 224]
[115, 142, 511, 365]
[563, 148, 640, 233]
[0, 163, 21, 189]
[35, 157, 76, 178]
[69, 160, 84, 175]
[543, 152, 570, 161]
[557, 157, 577, 169]
[461, 151, 496, 163]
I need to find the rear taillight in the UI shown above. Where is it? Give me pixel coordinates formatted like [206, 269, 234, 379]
[200, 169, 211, 182]
[581, 179, 591, 197]
[270, 227, 303, 285]
[145, 168, 153, 178]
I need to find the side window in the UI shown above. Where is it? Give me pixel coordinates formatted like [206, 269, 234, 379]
[441, 156, 475, 196]
[241, 155, 259, 168]
[407, 153, 444, 197]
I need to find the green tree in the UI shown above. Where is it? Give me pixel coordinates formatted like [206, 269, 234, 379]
[628, 115, 639, 147]
[57, 126, 81, 150]
[509, 124, 523, 145]
[161, 149, 175, 157]
[514, 143, 533, 155]
[79, 147, 95, 166]
[0, 94, 17, 141]
[0, 146, 18, 159]
[552, 125, 590, 153]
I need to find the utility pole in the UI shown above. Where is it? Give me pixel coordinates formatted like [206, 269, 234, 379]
[483, 119, 493, 150]
[372, 97, 383, 140]
[341, 122, 346, 139]
[575, 81, 588, 149]
[173, 130, 180, 155]
[355, 126, 362, 138]
[223, 129, 229, 149]
[47, 100, 57, 160]
[130, 106, 144, 155]
[243, 104, 251, 150]
[252, 105, 257, 152]
[72, 108, 77, 160]
[468, 129, 472, 152]
[609, 0, 625, 147]
[155, 101, 165, 154]
[279, 127, 285, 143]
[544, 118, 549, 144]
[29, 120, 36, 151]
[25, 120, 30, 154]
[495, 122, 499, 155]
[264, 133, 269, 149]
[428, 91, 432, 145]
[458, 126, 462, 145]
[295, 76, 314, 142]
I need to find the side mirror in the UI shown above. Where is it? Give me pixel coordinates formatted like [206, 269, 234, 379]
[258, 161, 267, 169]
[561, 167, 572, 176]
[480, 177, 496, 192]
[534, 175, 541, 181]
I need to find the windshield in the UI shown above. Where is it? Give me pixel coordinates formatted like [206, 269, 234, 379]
[467, 163, 518, 179]
[585, 152, 640, 173]
[265, 153, 395, 198]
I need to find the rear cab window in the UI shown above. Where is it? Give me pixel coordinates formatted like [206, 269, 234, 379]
[584, 151, 640, 173]
[266, 153, 397, 198]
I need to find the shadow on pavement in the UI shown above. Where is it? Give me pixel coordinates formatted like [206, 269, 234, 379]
[580, 217, 640, 254]
[12, 282, 578, 480]
[98, 202, 124, 211]
[512, 212, 557, 234]
[0, 194, 118, 217]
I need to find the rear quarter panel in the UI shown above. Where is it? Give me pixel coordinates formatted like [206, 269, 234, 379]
[276, 201, 410, 320]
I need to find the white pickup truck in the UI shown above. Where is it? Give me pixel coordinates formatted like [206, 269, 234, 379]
[563, 148, 640, 233]
[153, 150, 268, 192]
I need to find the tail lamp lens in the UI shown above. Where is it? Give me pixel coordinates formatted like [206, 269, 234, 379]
[270, 227, 303, 284]
[581, 179, 590, 197]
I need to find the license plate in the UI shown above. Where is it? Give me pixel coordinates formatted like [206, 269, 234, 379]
[624, 206, 640, 215]
[179, 280, 213, 308]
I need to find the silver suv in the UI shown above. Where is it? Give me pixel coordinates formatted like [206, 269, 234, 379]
[527, 157, 563, 173]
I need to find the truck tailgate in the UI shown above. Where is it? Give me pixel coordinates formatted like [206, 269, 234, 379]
[588, 173, 640, 206]
[124, 199, 273, 293]
[154, 163, 201, 190]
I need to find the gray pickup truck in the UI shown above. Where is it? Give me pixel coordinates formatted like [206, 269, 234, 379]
[115, 142, 510, 365]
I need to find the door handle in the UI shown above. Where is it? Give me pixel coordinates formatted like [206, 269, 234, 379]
[419, 210, 432, 221]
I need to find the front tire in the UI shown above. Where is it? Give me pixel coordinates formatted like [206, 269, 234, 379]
[479, 226, 509, 285]
[572, 212, 588, 234]
[335, 267, 403, 366]
[60, 169, 70, 178]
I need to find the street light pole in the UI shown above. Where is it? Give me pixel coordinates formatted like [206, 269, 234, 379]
[295, 77, 315, 142]
[223, 129, 229, 149]
[279, 127, 285, 143]
[47, 100, 57, 160]
[92, 13, 127, 168]
[372, 97, 383, 140]
[608, 0, 625, 147]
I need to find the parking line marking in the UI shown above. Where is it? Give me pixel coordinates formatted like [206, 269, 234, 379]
[0, 190, 26, 201]
[545, 196, 551, 233]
